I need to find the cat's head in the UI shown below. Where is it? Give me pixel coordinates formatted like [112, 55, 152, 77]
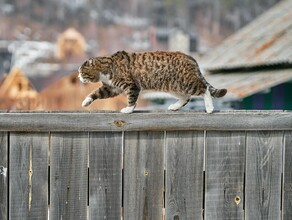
[78, 57, 112, 83]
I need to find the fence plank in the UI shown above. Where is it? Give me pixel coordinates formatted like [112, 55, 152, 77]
[89, 132, 122, 219]
[50, 132, 88, 220]
[166, 131, 204, 220]
[1, 111, 292, 131]
[124, 131, 164, 220]
[283, 131, 292, 220]
[9, 132, 48, 220]
[0, 132, 7, 220]
[205, 131, 245, 220]
[245, 131, 283, 220]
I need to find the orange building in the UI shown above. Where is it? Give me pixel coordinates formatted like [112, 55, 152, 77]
[0, 68, 42, 110]
[56, 28, 87, 62]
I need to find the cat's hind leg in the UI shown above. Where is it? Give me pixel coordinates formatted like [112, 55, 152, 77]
[204, 87, 214, 113]
[168, 94, 191, 111]
[120, 104, 136, 114]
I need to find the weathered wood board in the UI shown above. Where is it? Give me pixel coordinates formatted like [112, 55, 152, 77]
[165, 131, 204, 220]
[283, 131, 292, 220]
[245, 131, 283, 220]
[9, 132, 49, 220]
[89, 132, 123, 219]
[0, 111, 291, 220]
[0, 111, 291, 131]
[205, 131, 245, 220]
[50, 132, 88, 220]
[0, 132, 7, 220]
[123, 131, 164, 220]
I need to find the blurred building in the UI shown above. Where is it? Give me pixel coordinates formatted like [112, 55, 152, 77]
[0, 68, 41, 110]
[0, 42, 12, 75]
[168, 28, 198, 54]
[58, 0, 88, 10]
[56, 28, 87, 61]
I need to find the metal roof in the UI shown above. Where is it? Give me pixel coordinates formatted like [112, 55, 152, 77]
[201, 0, 292, 71]
[205, 68, 292, 99]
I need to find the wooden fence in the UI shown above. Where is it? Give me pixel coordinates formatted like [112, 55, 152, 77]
[0, 110, 292, 220]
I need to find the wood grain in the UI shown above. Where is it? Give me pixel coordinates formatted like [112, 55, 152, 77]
[50, 132, 88, 220]
[0, 111, 291, 131]
[123, 131, 164, 220]
[283, 131, 292, 220]
[245, 131, 283, 220]
[89, 132, 122, 219]
[165, 131, 204, 220]
[9, 132, 49, 220]
[205, 131, 245, 220]
[0, 132, 7, 220]
[0, 111, 291, 220]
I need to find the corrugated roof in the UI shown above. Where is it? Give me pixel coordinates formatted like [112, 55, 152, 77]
[201, 0, 292, 71]
[205, 68, 292, 99]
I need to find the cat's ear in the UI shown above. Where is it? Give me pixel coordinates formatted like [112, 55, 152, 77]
[88, 59, 93, 67]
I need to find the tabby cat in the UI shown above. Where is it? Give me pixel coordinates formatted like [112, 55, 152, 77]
[78, 51, 227, 113]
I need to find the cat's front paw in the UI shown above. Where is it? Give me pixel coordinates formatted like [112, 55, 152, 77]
[82, 97, 94, 107]
[120, 105, 135, 114]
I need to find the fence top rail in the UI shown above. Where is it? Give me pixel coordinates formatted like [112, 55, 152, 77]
[0, 110, 291, 132]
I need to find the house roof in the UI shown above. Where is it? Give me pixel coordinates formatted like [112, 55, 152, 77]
[196, 0, 292, 101]
[0, 68, 38, 99]
[28, 64, 80, 91]
[205, 68, 292, 100]
[201, 0, 292, 71]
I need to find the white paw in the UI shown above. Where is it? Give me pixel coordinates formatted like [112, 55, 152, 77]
[82, 97, 93, 107]
[120, 106, 135, 114]
[204, 88, 214, 113]
[206, 105, 214, 114]
[168, 103, 180, 111]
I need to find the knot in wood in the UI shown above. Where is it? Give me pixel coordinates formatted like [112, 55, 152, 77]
[235, 196, 241, 205]
[174, 215, 180, 220]
[144, 170, 149, 176]
[114, 120, 126, 127]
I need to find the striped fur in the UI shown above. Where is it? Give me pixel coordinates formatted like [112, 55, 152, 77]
[78, 51, 227, 113]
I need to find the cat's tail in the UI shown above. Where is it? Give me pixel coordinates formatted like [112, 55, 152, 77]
[208, 86, 227, 98]
[197, 69, 227, 98]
